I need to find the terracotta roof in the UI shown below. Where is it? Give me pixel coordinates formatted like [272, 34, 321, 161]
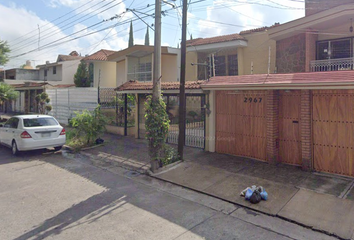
[10, 82, 46, 88]
[202, 71, 354, 89]
[116, 80, 206, 91]
[84, 49, 117, 61]
[186, 33, 245, 47]
[239, 23, 281, 35]
[51, 84, 76, 88]
[57, 54, 83, 62]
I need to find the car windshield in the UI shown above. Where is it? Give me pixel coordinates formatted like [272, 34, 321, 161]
[23, 117, 58, 127]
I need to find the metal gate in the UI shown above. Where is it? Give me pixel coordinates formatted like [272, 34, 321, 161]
[138, 94, 205, 149]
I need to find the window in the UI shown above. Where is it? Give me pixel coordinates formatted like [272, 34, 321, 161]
[317, 39, 351, 60]
[228, 55, 238, 76]
[23, 117, 58, 127]
[44, 70, 47, 77]
[53, 66, 56, 74]
[127, 55, 152, 82]
[214, 56, 226, 76]
[4, 117, 19, 129]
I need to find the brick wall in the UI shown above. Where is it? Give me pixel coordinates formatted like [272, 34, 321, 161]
[266, 90, 279, 164]
[276, 34, 306, 73]
[306, 0, 354, 16]
[300, 90, 312, 170]
[305, 31, 318, 72]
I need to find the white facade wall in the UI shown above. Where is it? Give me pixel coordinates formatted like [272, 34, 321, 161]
[62, 60, 81, 85]
[39, 65, 62, 81]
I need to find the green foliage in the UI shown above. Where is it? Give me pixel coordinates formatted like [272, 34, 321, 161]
[128, 20, 134, 48]
[74, 60, 90, 87]
[110, 94, 136, 126]
[144, 26, 150, 46]
[65, 129, 86, 152]
[69, 106, 109, 145]
[35, 92, 52, 114]
[145, 95, 176, 167]
[0, 82, 19, 104]
[0, 39, 10, 66]
[160, 145, 179, 166]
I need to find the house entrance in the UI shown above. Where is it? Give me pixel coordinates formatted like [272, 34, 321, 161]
[138, 94, 206, 149]
[215, 90, 267, 161]
[313, 90, 354, 177]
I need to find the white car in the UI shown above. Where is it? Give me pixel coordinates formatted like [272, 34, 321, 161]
[0, 115, 66, 155]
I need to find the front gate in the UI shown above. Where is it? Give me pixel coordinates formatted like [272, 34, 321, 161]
[138, 94, 205, 149]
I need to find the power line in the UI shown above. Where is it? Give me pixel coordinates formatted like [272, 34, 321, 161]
[10, 0, 123, 52]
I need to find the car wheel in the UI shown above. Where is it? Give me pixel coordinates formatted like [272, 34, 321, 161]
[12, 141, 19, 156]
[54, 146, 62, 151]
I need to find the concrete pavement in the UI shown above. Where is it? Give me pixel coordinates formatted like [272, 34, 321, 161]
[0, 146, 337, 240]
[82, 133, 354, 240]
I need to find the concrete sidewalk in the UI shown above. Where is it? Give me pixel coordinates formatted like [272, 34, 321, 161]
[82, 133, 354, 240]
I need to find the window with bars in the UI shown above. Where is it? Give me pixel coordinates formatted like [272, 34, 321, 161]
[317, 38, 352, 60]
[214, 56, 226, 76]
[228, 54, 238, 76]
[127, 56, 152, 82]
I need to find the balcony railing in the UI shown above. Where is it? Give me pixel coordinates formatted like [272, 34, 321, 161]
[310, 58, 354, 72]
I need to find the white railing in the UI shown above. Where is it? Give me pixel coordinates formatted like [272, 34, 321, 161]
[310, 58, 354, 72]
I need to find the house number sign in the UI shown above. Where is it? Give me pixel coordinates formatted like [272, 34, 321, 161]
[244, 97, 262, 103]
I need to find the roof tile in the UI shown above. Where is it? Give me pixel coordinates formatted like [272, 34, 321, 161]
[202, 71, 354, 88]
[84, 49, 117, 61]
[116, 80, 206, 91]
[186, 33, 245, 47]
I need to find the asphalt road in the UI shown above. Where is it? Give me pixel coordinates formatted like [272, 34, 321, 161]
[0, 146, 337, 240]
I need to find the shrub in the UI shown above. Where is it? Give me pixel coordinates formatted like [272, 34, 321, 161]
[69, 105, 109, 145]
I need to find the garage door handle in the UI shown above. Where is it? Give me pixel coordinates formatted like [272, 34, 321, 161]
[293, 120, 299, 123]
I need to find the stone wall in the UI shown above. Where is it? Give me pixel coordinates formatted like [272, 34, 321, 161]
[276, 34, 306, 73]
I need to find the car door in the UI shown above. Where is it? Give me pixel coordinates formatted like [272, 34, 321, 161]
[1, 118, 15, 146]
[8, 118, 20, 145]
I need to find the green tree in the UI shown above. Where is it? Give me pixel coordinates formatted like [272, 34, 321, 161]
[35, 92, 52, 114]
[74, 60, 90, 87]
[144, 26, 150, 46]
[128, 20, 134, 48]
[0, 83, 19, 111]
[0, 39, 10, 66]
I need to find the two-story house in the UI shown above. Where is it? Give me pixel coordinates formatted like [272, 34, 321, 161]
[200, 0, 354, 177]
[36, 51, 83, 86]
[185, 27, 277, 81]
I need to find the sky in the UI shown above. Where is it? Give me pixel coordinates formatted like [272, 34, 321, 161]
[0, 0, 305, 69]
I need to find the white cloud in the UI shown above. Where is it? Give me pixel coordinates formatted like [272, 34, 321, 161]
[190, 0, 304, 38]
[0, 4, 81, 68]
[48, 0, 129, 21]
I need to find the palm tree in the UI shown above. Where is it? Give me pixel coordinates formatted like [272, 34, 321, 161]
[0, 83, 19, 112]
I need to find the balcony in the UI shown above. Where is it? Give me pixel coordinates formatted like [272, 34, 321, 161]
[310, 58, 354, 72]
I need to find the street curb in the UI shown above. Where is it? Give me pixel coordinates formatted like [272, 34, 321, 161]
[147, 160, 182, 176]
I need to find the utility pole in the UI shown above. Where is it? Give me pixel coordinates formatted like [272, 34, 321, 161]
[150, 0, 162, 172]
[178, 0, 188, 160]
[152, 0, 161, 102]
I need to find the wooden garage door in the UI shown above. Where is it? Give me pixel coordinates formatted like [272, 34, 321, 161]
[216, 90, 267, 161]
[279, 91, 302, 165]
[313, 90, 354, 177]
